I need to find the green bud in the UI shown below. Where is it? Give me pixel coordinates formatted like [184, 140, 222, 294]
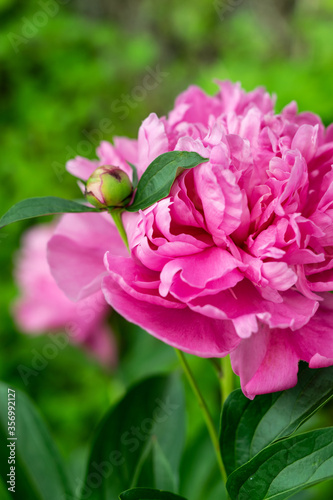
[85, 166, 133, 209]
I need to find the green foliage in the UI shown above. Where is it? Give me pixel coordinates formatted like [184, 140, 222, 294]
[0, 382, 74, 500]
[81, 374, 185, 499]
[0, 375, 187, 500]
[227, 428, 333, 500]
[0, 477, 12, 500]
[179, 427, 226, 500]
[127, 163, 139, 189]
[0, 197, 99, 229]
[220, 365, 333, 476]
[127, 152, 208, 212]
[119, 488, 187, 500]
[220, 366, 333, 499]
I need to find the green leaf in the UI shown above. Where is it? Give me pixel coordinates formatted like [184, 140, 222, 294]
[127, 162, 139, 189]
[220, 365, 333, 476]
[0, 196, 99, 229]
[119, 488, 187, 500]
[0, 383, 74, 500]
[126, 151, 208, 212]
[0, 476, 12, 500]
[179, 427, 226, 500]
[81, 374, 185, 500]
[151, 440, 178, 492]
[226, 428, 333, 500]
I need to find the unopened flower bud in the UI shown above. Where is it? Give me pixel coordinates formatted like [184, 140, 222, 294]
[85, 166, 133, 209]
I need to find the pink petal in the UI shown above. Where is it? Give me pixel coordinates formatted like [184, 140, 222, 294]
[113, 136, 138, 166]
[48, 213, 126, 301]
[102, 275, 240, 357]
[291, 124, 319, 162]
[159, 247, 244, 297]
[137, 113, 169, 175]
[309, 354, 333, 369]
[66, 157, 98, 181]
[104, 252, 181, 307]
[169, 85, 221, 126]
[293, 294, 333, 361]
[261, 262, 297, 291]
[231, 325, 299, 399]
[194, 163, 243, 239]
[97, 141, 132, 177]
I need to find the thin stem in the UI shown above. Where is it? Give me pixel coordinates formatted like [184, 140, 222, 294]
[220, 355, 234, 409]
[175, 349, 227, 485]
[109, 208, 129, 251]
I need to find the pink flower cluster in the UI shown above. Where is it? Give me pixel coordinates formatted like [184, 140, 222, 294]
[16, 81, 333, 397]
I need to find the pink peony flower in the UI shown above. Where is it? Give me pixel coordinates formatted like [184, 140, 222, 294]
[14, 213, 125, 365]
[53, 81, 333, 398]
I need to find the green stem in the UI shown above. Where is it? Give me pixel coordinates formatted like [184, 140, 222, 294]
[175, 349, 227, 485]
[109, 208, 129, 251]
[220, 355, 234, 408]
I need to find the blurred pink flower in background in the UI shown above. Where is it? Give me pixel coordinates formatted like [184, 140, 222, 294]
[13, 213, 125, 366]
[16, 81, 333, 398]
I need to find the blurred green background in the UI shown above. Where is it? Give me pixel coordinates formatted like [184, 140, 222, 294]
[1, 0, 333, 497]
